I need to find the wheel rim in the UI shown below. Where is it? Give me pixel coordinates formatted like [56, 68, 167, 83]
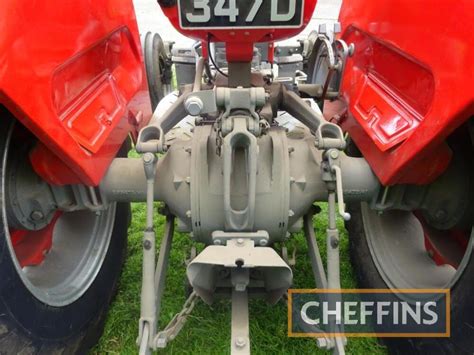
[2, 123, 116, 307]
[310, 40, 340, 91]
[361, 203, 473, 299]
[142, 32, 167, 110]
[311, 45, 330, 84]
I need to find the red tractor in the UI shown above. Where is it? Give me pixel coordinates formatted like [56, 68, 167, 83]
[0, 0, 472, 354]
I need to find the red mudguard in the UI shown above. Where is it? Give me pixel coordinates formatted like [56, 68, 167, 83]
[0, 0, 150, 186]
[338, 0, 474, 185]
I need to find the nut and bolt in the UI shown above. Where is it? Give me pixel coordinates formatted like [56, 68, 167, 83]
[237, 238, 244, 245]
[143, 153, 154, 164]
[330, 236, 339, 248]
[143, 240, 152, 250]
[30, 210, 44, 221]
[235, 337, 247, 348]
[330, 150, 339, 159]
[185, 97, 204, 116]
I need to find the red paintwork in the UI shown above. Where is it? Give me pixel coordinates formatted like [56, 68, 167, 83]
[0, 0, 148, 186]
[415, 212, 468, 269]
[339, 0, 474, 185]
[159, 0, 317, 62]
[10, 213, 61, 268]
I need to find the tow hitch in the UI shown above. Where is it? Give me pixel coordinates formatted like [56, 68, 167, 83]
[103, 32, 376, 354]
[9, 26, 469, 353]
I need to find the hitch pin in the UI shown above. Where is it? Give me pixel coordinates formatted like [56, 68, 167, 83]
[331, 165, 351, 221]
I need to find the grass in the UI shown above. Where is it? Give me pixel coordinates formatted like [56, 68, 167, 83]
[92, 197, 387, 354]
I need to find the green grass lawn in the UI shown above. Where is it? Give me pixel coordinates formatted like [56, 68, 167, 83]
[92, 199, 387, 354]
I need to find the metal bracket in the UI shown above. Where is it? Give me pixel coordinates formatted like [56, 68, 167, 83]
[222, 117, 259, 231]
[231, 288, 250, 355]
[184, 89, 218, 116]
[136, 86, 193, 154]
[212, 230, 270, 246]
[187, 238, 292, 304]
[137, 152, 159, 355]
[303, 146, 352, 354]
[184, 87, 267, 137]
[303, 208, 347, 354]
[137, 211, 195, 353]
[279, 84, 346, 150]
[315, 123, 346, 151]
[322, 149, 351, 221]
[137, 152, 194, 354]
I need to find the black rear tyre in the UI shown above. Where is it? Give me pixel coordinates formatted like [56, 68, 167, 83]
[346, 128, 474, 354]
[0, 204, 129, 354]
[347, 205, 474, 354]
[0, 118, 130, 354]
[143, 31, 167, 111]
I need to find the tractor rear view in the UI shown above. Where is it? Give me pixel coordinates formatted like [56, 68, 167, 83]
[0, 0, 472, 354]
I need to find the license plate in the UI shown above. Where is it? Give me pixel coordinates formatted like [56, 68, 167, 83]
[178, 0, 304, 29]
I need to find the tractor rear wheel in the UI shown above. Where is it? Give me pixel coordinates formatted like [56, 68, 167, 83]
[0, 119, 130, 354]
[346, 134, 474, 353]
[142, 31, 168, 111]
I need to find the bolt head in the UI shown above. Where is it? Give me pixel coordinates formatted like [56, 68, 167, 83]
[185, 97, 203, 116]
[235, 337, 247, 348]
[143, 153, 154, 164]
[30, 210, 44, 221]
[214, 239, 222, 245]
[143, 240, 152, 250]
[237, 238, 244, 245]
[259, 239, 268, 246]
[330, 150, 339, 159]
